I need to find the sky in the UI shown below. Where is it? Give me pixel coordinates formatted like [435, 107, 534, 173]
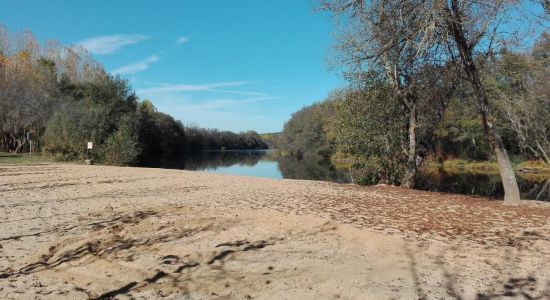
[0, 0, 343, 133]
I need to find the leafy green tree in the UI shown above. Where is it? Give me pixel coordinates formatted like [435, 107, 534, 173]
[101, 123, 140, 166]
[43, 103, 110, 160]
[434, 97, 493, 161]
[333, 87, 407, 185]
[322, 0, 461, 187]
[136, 100, 186, 166]
[489, 34, 550, 165]
[280, 100, 336, 160]
[1, 24, 266, 167]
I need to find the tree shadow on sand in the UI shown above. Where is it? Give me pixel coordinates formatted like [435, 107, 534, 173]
[0, 210, 161, 278]
[90, 238, 280, 300]
[405, 242, 550, 300]
[1, 209, 339, 299]
[90, 223, 337, 300]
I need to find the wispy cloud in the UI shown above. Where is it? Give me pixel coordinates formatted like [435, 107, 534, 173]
[184, 97, 276, 111]
[206, 89, 269, 96]
[175, 36, 189, 45]
[137, 84, 278, 132]
[111, 55, 160, 75]
[77, 34, 150, 55]
[136, 81, 261, 94]
[153, 96, 278, 132]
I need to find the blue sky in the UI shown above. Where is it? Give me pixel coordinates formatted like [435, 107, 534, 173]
[0, 0, 343, 133]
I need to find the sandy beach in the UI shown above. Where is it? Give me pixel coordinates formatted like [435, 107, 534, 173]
[0, 164, 549, 299]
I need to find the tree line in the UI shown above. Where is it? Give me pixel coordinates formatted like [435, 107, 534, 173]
[279, 0, 550, 204]
[0, 26, 266, 167]
[185, 127, 267, 152]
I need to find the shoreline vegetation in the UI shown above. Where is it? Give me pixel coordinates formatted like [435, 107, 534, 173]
[316, 1, 550, 204]
[424, 160, 550, 177]
[270, 26, 550, 197]
[2, 7, 550, 203]
[5, 147, 548, 179]
[274, 148, 550, 179]
[0, 25, 268, 169]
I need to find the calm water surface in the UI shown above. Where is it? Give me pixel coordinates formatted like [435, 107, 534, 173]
[177, 150, 549, 201]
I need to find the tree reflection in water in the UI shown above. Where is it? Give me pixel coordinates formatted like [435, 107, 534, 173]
[276, 155, 352, 183]
[160, 150, 549, 201]
[182, 150, 267, 171]
[416, 168, 550, 201]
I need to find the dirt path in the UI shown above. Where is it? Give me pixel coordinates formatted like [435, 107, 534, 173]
[0, 164, 549, 299]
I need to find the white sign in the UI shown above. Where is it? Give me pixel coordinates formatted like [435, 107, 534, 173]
[87, 142, 93, 150]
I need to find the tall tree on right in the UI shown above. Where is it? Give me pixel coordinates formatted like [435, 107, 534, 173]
[411, 0, 548, 203]
[324, 0, 548, 204]
[432, 0, 543, 204]
[322, 0, 459, 188]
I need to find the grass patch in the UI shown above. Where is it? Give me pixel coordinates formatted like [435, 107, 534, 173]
[0, 152, 55, 165]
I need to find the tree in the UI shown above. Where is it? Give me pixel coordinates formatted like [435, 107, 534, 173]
[0, 31, 57, 154]
[434, 0, 530, 203]
[136, 100, 187, 166]
[492, 35, 550, 164]
[280, 100, 336, 160]
[0, 27, 106, 155]
[1, 24, 267, 167]
[102, 122, 140, 166]
[333, 87, 407, 185]
[325, 0, 548, 203]
[322, 0, 459, 187]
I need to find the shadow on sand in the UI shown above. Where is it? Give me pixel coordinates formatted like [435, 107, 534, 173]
[1, 207, 548, 299]
[405, 243, 550, 300]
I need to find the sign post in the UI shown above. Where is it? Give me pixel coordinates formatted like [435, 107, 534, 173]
[86, 142, 93, 165]
[27, 132, 31, 156]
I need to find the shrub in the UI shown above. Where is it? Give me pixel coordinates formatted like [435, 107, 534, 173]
[101, 124, 140, 166]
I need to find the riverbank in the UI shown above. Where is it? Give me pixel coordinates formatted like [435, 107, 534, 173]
[1, 164, 549, 299]
[329, 152, 550, 178]
[422, 159, 550, 177]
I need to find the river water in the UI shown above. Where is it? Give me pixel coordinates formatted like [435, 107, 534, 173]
[176, 150, 549, 201]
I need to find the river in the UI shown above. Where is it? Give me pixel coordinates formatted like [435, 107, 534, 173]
[175, 150, 550, 201]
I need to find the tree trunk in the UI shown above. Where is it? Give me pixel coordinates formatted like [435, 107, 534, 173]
[402, 99, 417, 188]
[471, 70, 520, 204]
[14, 137, 23, 154]
[446, 0, 521, 204]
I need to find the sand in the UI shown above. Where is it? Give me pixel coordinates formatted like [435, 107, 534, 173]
[0, 164, 549, 299]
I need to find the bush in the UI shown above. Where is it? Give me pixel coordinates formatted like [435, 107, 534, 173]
[42, 103, 109, 161]
[101, 124, 140, 166]
[333, 88, 407, 185]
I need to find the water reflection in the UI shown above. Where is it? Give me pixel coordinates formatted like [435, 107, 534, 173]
[416, 168, 550, 201]
[183, 150, 266, 170]
[180, 151, 350, 183]
[277, 156, 351, 183]
[175, 150, 549, 201]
